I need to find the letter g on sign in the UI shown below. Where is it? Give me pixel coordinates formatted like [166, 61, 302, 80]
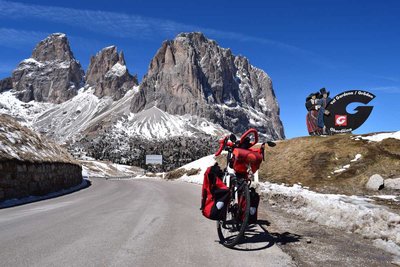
[335, 115, 347, 126]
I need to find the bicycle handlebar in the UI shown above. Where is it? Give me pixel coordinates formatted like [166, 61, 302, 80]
[239, 128, 258, 147]
[215, 136, 228, 156]
[215, 128, 274, 156]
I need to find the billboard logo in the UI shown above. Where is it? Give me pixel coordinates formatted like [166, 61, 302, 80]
[335, 115, 347, 126]
[324, 90, 375, 134]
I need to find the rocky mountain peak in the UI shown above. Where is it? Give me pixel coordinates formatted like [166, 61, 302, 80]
[131, 32, 285, 139]
[86, 46, 138, 100]
[31, 33, 74, 62]
[11, 33, 84, 104]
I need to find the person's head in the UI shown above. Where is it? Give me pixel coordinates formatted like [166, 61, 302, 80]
[320, 88, 330, 98]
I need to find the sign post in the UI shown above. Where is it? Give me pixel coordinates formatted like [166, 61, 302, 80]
[145, 155, 163, 165]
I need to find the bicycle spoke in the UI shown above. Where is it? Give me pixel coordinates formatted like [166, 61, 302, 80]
[217, 183, 250, 248]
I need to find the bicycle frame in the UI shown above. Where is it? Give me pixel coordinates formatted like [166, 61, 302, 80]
[222, 149, 254, 206]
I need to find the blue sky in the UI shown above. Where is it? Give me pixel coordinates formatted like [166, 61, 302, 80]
[0, 0, 399, 138]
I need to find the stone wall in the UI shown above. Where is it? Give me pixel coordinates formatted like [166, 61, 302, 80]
[0, 160, 82, 201]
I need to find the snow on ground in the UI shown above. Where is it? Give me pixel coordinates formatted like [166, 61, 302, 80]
[331, 153, 363, 174]
[261, 182, 400, 256]
[351, 153, 362, 162]
[0, 87, 139, 144]
[113, 106, 228, 140]
[332, 164, 350, 174]
[80, 159, 143, 178]
[0, 90, 54, 127]
[370, 195, 399, 201]
[178, 154, 216, 184]
[33, 87, 113, 142]
[356, 131, 400, 142]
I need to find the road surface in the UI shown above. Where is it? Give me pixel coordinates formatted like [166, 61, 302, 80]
[0, 179, 294, 267]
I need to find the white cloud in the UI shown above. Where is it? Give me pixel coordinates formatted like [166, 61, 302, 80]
[0, 0, 318, 57]
[369, 86, 400, 94]
[0, 28, 47, 48]
[0, 0, 195, 39]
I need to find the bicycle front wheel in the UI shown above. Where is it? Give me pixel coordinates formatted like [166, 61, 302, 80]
[217, 183, 250, 248]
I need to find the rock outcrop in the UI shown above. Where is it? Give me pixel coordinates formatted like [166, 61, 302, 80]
[384, 178, 400, 190]
[86, 46, 138, 100]
[11, 33, 84, 103]
[366, 174, 384, 190]
[0, 77, 12, 92]
[131, 32, 284, 139]
[0, 114, 82, 201]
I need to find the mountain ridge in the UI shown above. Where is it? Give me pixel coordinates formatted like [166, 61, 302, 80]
[0, 31, 285, 170]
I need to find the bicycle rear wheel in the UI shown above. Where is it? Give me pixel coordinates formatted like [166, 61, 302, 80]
[217, 183, 250, 248]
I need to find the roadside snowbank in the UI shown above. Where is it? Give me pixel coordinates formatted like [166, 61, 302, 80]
[178, 154, 216, 184]
[261, 182, 400, 255]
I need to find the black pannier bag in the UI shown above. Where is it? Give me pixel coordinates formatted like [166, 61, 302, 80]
[239, 187, 260, 224]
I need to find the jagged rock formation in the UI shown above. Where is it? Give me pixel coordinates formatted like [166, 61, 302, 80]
[0, 31, 286, 170]
[86, 46, 138, 100]
[131, 32, 285, 139]
[0, 77, 12, 92]
[11, 33, 84, 103]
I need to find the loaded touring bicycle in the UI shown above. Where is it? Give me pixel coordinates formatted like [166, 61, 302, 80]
[200, 128, 275, 248]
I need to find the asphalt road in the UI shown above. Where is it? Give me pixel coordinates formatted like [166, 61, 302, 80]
[0, 179, 293, 267]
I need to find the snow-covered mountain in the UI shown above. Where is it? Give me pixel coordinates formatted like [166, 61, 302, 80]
[0, 32, 285, 170]
[0, 88, 227, 142]
[112, 106, 228, 140]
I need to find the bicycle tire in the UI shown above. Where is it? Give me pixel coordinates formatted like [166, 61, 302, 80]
[217, 183, 250, 248]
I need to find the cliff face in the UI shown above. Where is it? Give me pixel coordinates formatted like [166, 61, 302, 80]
[130, 32, 284, 139]
[0, 77, 12, 93]
[86, 46, 138, 100]
[11, 33, 84, 104]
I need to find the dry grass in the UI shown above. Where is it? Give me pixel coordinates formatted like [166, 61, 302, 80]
[0, 114, 78, 164]
[217, 134, 400, 195]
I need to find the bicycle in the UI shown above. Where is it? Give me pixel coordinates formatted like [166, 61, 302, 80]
[214, 129, 275, 248]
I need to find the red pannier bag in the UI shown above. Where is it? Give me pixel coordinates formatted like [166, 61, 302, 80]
[200, 164, 230, 220]
[232, 148, 263, 174]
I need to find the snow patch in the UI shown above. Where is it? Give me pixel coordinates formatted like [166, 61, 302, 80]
[351, 154, 362, 162]
[258, 98, 269, 112]
[20, 58, 44, 67]
[105, 62, 126, 78]
[112, 106, 227, 140]
[178, 154, 216, 184]
[333, 164, 351, 173]
[358, 131, 400, 142]
[370, 195, 399, 201]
